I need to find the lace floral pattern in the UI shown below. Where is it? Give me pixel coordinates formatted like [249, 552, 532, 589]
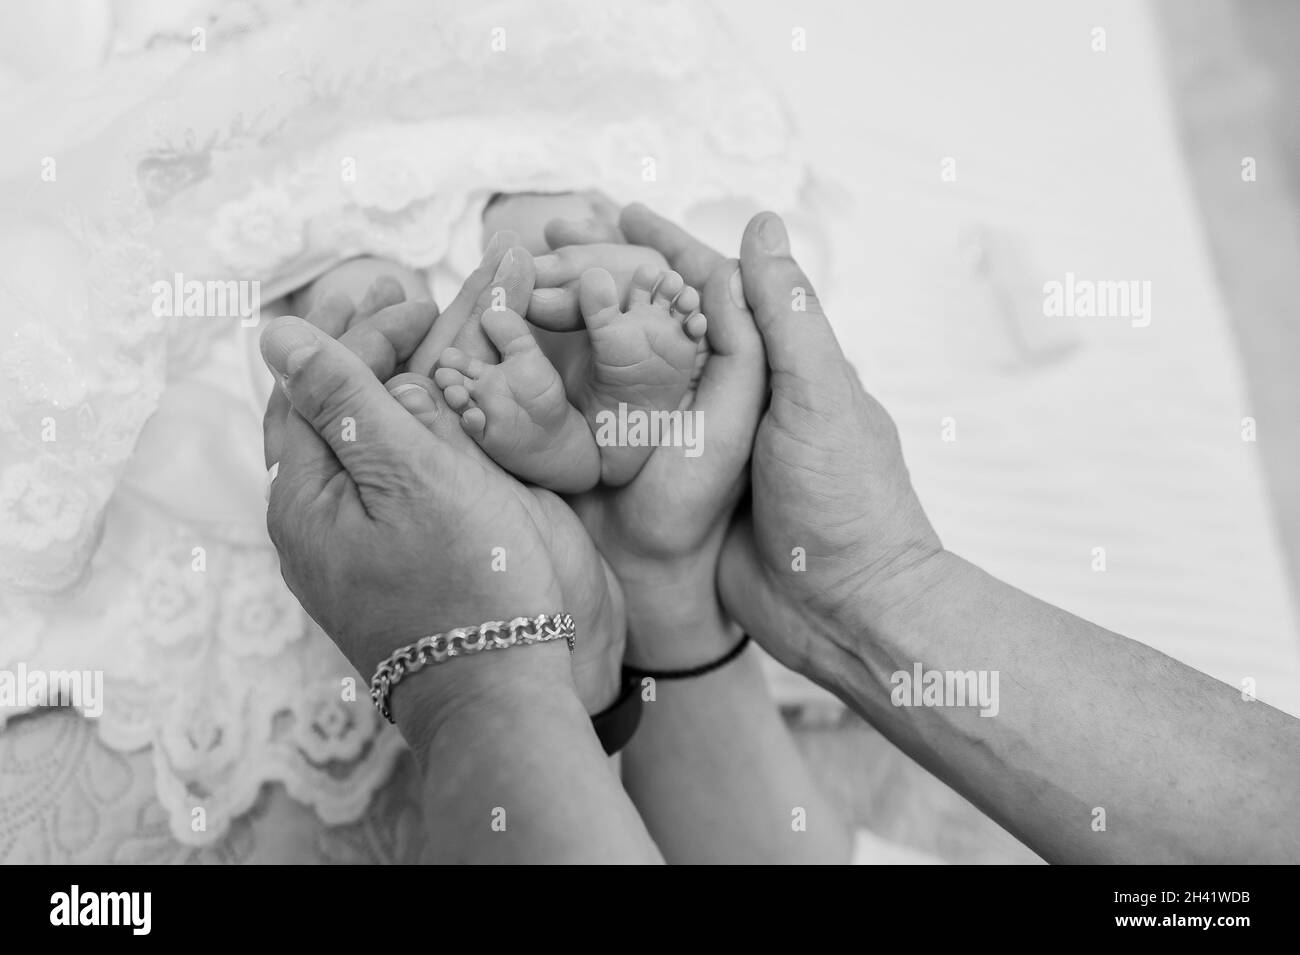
[0, 0, 806, 860]
[0, 459, 90, 553]
[207, 188, 307, 276]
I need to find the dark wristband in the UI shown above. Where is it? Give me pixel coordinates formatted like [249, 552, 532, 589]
[591, 671, 643, 755]
[622, 632, 752, 682]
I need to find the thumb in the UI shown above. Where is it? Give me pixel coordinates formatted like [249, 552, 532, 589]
[693, 259, 766, 457]
[717, 514, 815, 677]
[739, 212, 846, 386]
[450, 246, 536, 362]
[261, 316, 432, 495]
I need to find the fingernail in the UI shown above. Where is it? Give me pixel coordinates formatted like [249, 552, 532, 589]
[757, 214, 790, 255]
[493, 248, 516, 280]
[728, 265, 746, 308]
[532, 288, 564, 301]
[360, 274, 400, 310]
[533, 254, 559, 271]
[390, 382, 434, 414]
[261, 318, 321, 377]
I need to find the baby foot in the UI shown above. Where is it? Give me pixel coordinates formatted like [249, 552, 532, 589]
[434, 305, 599, 493]
[574, 265, 708, 486]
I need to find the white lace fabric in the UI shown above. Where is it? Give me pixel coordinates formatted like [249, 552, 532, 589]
[0, 0, 806, 860]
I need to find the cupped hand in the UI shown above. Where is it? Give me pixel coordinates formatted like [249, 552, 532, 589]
[552, 205, 768, 667]
[405, 231, 535, 374]
[264, 277, 626, 731]
[381, 370, 626, 714]
[716, 213, 942, 677]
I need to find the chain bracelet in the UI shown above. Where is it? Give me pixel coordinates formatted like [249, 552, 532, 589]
[369, 613, 576, 723]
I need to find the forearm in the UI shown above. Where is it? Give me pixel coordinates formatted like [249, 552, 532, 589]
[620, 578, 849, 864]
[399, 643, 662, 864]
[819, 549, 1300, 863]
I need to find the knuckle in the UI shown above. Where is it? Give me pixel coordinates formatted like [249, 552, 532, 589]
[343, 323, 395, 373]
[295, 350, 363, 433]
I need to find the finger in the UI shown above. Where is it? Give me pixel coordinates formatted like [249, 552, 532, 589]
[263, 319, 346, 502]
[531, 244, 617, 288]
[542, 189, 625, 249]
[408, 230, 518, 375]
[582, 189, 626, 239]
[387, 371, 496, 467]
[263, 294, 356, 469]
[620, 202, 723, 289]
[261, 316, 436, 498]
[526, 286, 580, 331]
[354, 274, 407, 321]
[543, 216, 623, 250]
[263, 385, 289, 468]
[474, 246, 536, 319]
[274, 295, 437, 468]
[387, 375, 456, 440]
[338, 298, 439, 381]
[267, 407, 344, 561]
[273, 407, 344, 510]
[530, 244, 626, 332]
[738, 211, 845, 386]
[451, 246, 536, 361]
[304, 293, 356, 340]
[692, 259, 766, 449]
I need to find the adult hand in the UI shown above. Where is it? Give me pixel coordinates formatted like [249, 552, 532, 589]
[263, 275, 438, 467]
[554, 204, 767, 667]
[262, 280, 660, 865]
[716, 212, 942, 678]
[268, 275, 627, 720]
[405, 231, 535, 374]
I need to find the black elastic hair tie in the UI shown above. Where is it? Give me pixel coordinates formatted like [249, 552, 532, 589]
[623, 632, 752, 682]
[591, 671, 643, 755]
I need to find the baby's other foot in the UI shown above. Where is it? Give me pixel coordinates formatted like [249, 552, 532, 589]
[434, 306, 599, 493]
[576, 265, 707, 486]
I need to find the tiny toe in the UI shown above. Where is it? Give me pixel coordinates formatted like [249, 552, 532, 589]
[443, 384, 473, 413]
[461, 406, 488, 439]
[438, 347, 471, 374]
[357, 275, 406, 318]
[627, 264, 660, 306]
[652, 270, 685, 308]
[433, 367, 464, 390]
[684, 311, 708, 341]
[671, 285, 700, 319]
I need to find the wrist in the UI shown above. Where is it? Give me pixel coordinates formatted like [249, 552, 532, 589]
[620, 566, 736, 670]
[392, 639, 576, 758]
[817, 546, 963, 708]
[570, 561, 627, 716]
